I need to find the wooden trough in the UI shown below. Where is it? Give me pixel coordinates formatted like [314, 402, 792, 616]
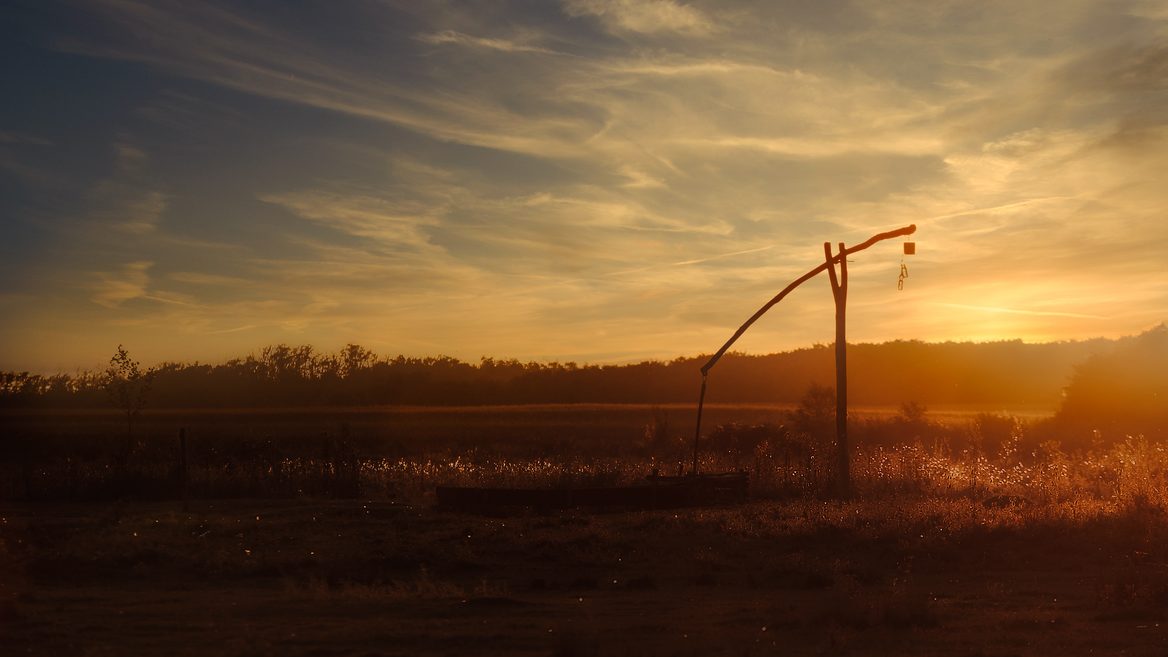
[436, 472, 748, 513]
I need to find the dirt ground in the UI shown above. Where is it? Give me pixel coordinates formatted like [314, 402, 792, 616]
[4, 498, 1168, 656]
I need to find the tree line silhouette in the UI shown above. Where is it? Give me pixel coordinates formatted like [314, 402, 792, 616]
[1053, 324, 1168, 439]
[3, 328, 1164, 420]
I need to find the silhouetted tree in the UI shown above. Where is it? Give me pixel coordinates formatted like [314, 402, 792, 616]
[789, 383, 836, 441]
[105, 345, 154, 462]
[338, 343, 376, 378]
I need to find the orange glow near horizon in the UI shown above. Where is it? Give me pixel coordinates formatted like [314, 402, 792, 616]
[2, 2, 1166, 374]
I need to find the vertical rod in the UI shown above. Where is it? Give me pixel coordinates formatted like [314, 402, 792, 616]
[835, 242, 849, 496]
[692, 373, 708, 475]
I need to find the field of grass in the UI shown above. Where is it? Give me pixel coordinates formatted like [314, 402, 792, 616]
[4, 403, 1168, 655]
[0, 402, 1158, 504]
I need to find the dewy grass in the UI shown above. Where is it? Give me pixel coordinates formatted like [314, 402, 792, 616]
[4, 406, 1168, 508]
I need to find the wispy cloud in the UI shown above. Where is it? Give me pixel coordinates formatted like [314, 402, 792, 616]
[168, 272, 253, 287]
[416, 30, 565, 55]
[49, 1, 598, 159]
[91, 261, 153, 307]
[939, 303, 1107, 320]
[0, 131, 52, 146]
[206, 324, 257, 334]
[87, 139, 168, 234]
[3, 0, 1167, 370]
[562, 0, 716, 36]
[259, 190, 442, 253]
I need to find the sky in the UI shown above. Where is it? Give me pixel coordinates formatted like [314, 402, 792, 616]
[2, 0, 1167, 374]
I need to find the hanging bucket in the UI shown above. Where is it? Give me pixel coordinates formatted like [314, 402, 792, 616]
[903, 242, 915, 255]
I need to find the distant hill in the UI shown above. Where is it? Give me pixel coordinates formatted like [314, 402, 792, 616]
[6, 329, 1161, 411]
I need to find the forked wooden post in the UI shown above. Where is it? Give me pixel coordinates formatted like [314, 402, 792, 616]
[824, 241, 850, 496]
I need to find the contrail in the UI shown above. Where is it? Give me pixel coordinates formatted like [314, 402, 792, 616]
[919, 197, 1074, 224]
[207, 324, 258, 334]
[610, 244, 776, 276]
[141, 294, 199, 307]
[671, 244, 777, 267]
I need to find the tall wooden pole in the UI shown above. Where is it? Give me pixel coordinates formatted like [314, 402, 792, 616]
[824, 242, 849, 496]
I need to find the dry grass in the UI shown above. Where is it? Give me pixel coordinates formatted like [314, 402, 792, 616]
[7, 391, 1168, 654]
[4, 406, 1167, 513]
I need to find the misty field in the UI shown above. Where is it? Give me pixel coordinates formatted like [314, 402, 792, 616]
[4, 403, 1168, 655]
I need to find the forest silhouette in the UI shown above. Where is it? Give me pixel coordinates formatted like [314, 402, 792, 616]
[3, 326, 1165, 440]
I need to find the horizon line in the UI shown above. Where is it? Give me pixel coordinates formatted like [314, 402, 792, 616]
[7, 325, 1164, 377]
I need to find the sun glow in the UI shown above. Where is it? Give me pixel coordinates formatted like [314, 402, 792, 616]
[1, 1, 1166, 373]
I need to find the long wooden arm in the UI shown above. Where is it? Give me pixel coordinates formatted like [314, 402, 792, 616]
[699, 224, 915, 375]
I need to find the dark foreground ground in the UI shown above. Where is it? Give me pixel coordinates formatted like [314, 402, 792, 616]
[4, 496, 1168, 656]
